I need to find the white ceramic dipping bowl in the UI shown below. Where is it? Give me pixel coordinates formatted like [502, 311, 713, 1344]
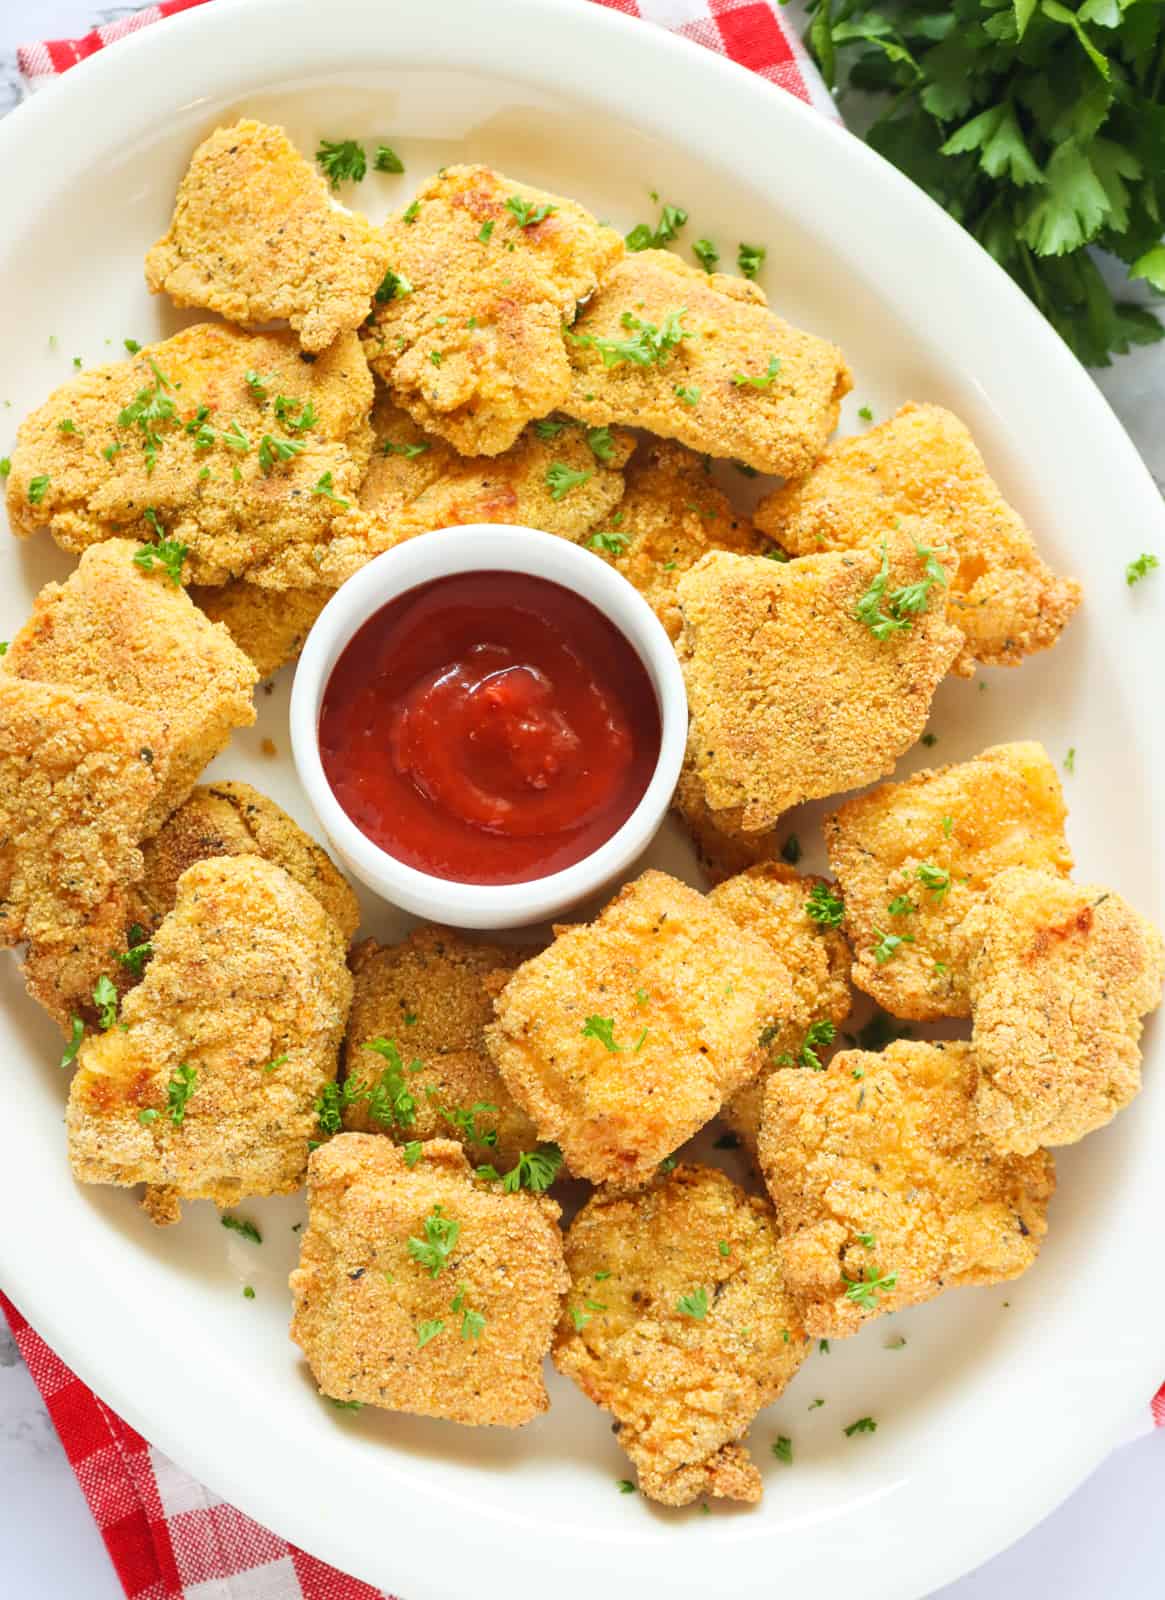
[289, 524, 689, 928]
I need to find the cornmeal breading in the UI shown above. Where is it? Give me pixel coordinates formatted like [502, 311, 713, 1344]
[758, 1041, 1055, 1337]
[341, 928, 539, 1171]
[134, 782, 359, 941]
[708, 864, 852, 1151]
[363, 166, 624, 455]
[485, 869, 792, 1187]
[676, 533, 964, 833]
[289, 1134, 567, 1425]
[553, 1164, 806, 1505]
[145, 119, 392, 352]
[754, 403, 1082, 674]
[563, 250, 851, 478]
[67, 855, 353, 1224]
[5, 540, 256, 819]
[964, 868, 1165, 1154]
[670, 761, 783, 884]
[826, 742, 1072, 1021]
[191, 582, 331, 676]
[589, 440, 767, 639]
[5, 323, 374, 588]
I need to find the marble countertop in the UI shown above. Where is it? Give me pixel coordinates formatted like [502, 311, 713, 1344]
[0, 4, 1161, 1597]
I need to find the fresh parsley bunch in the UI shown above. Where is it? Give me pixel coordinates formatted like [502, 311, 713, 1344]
[805, 0, 1165, 365]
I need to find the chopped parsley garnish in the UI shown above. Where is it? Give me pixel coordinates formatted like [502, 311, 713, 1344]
[844, 1417, 877, 1436]
[403, 1141, 424, 1167]
[313, 1076, 365, 1136]
[819, 1340, 830, 1353]
[258, 433, 306, 474]
[692, 237, 719, 273]
[311, 471, 349, 506]
[858, 405, 874, 422]
[440, 1100, 498, 1148]
[408, 1204, 461, 1278]
[381, 438, 430, 458]
[60, 1016, 84, 1070]
[799, 1018, 836, 1070]
[809, 1397, 825, 1410]
[117, 360, 177, 471]
[586, 425, 616, 463]
[137, 1109, 158, 1125]
[273, 395, 318, 433]
[1127, 552, 1159, 586]
[329, 1398, 363, 1410]
[626, 201, 687, 252]
[416, 1319, 445, 1348]
[855, 539, 948, 639]
[772, 1435, 793, 1464]
[402, 199, 421, 223]
[916, 862, 951, 899]
[28, 475, 50, 505]
[262, 1054, 289, 1074]
[718, 1240, 731, 1257]
[857, 1232, 876, 1249]
[920, 732, 938, 747]
[887, 894, 914, 917]
[92, 975, 119, 1030]
[0, 458, 9, 477]
[568, 308, 689, 368]
[133, 538, 187, 587]
[570, 1304, 592, 1331]
[223, 419, 251, 453]
[590, 531, 628, 555]
[221, 1214, 262, 1245]
[781, 834, 802, 865]
[1063, 747, 1076, 775]
[123, 338, 142, 354]
[731, 355, 780, 389]
[843, 1264, 898, 1309]
[617, 1479, 636, 1494]
[674, 383, 701, 406]
[581, 1015, 621, 1052]
[57, 418, 79, 435]
[243, 1286, 255, 1299]
[886, 1335, 907, 1350]
[534, 418, 567, 439]
[374, 143, 405, 174]
[871, 926, 913, 964]
[374, 267, 413, 303]
[941, 815, 954, 837]
[361, 1037, 421, 1130]
[506, 195, 556, 228]
[167, 1062, 197, 1126]
[502, 1143, 564, 1193]
[737, 242, 766, 280]
[805, 882, 845, 927]
[316, 138, 367, 187]
[460, 1306, 486, 1342]
[658, 1154, 679, 1175]
[546, 462, 593, 501]
[676, 1287, 709, 1320]
[245, 370, 270, 401]
[429, 350, 443, 367]
[477, 219, 495, 244]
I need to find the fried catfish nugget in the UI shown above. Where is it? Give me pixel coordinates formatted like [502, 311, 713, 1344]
[191, 582, 331, 676]
[485, 870, 792, 1186]
[826, 742, 1073, 1022]
[589, 440, 767, 639]
[341, 927, 539, 1171]
[67, 855, 353, 1224]
[708, 864, 852, 1150]
[363, 166, 624, 455]
[134, 782, 359, 941]
[289, 1134, 567, 1425]
[755, 403, 1082, 674]
[6, 323, 373, 588]
[677, 534, 964, 834]
[758, 1041, 1055, 1337]
[964, 868, 1165, 1154]
[670, 761, 783, 884]
[554, 1164, 806, 1505]
[145, 119, 392, 352]
[5, 540, 257, 818]
[563, 250, 851, 478]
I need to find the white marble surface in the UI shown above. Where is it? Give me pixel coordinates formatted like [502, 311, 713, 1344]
[0, 3, 1161, 1597]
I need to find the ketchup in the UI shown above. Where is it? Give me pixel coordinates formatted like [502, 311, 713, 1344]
[319, 572, 661, 885]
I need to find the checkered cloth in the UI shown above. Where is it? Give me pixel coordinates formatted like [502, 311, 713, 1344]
[2, 1, 1160, 1596]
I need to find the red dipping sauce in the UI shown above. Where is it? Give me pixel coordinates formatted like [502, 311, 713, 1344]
[319, 572, 662, 885]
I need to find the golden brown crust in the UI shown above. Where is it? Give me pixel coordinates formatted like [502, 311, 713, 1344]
[553, 1164, 806, 1505]
[708, 864, 852, 1151]
[144, 119, 392, 352]
[5, 540, 256, 819]
[676, 533, 965, 833]
[66, 855, 353, 1222]
[289, 1133, 568, 1425]
[563, 250, 851, 478]
[670, 760, 783, 884]
[758, 1041, 1055, 1337]
[135, 781, 359, 941]
[964, 868, 1165, 1153]
[484, 869, 792, 1187]
[825, 742, 1072, 1021]
[341, 927, 539, 1170]
[190, 582, 331, 676]
[754, 403, 1082, 673]
[362, 166, 624, 455]
[5, 323, 374, 588]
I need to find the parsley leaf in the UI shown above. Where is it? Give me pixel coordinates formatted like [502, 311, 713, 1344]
[626, 201, 688, 252]
[590, 531, 629, 555]
[676, 1287, 709, 1320]
[28, 474, 51, 505]
[416, 1318, 445, 1348]
[408, 1205, 461, 1277]
[361, 1037, 420, 1130]
[799, 1018, 836, 1070]
[92, 975, 118, 1030]
[772, 1435, 793, 1464]
[692, 237, 719, 272]
[844, 1416, 877, 1436]
[506, 195, 556, 228]
[581, 1015, 621, 1052]
[855, 539, 948, 639]
[60, 1016, 84, 1070]
[374, 143, 405, 174]
[258, 433, 306, 475]
[844, 1264, 899, 1309]
[586, 425, 617, 463]
[133, 538, 187, 587]
[731, 356, 781, 389]
[568, 308, 690, 368]
[312, 471, 349, 506]
[805, 882, 845, 928]
[500, 1144, 564, 1193]
[1127, 552, 1159, 586]
[916, 862, 951, 899]
[738, 242, 766, 279]
[166, 1062, 197, 1126]
[221, 1214, 262, 1245]
[546, 462, 593, 501]
[871, 926, 914, 964]
[374, 267, 413, 303]
[116, 924, 153, 977]
[316, 138, 367, 187]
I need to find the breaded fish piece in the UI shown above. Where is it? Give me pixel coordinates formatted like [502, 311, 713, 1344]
[553, 1164, 806, 1505]
[67, 855, 353, 1224]
[758, 1041, 1055, 1337]
[341, 927, 539, 1171]
[363, 166, 624, 455]
[754, 403, 1082, 674]
[676, 533, 965, 833]
[289, 1134, 567, 1425]
[145, 119, 392, 353]
[588, 439, 767, 639]
[134, 781, 359, 941]
[5, 540, 256, 819]
[485, 869, 792, 1187]
[964, 868, 1165, 1154]
[708, 864, 852, 1151]
[6, 322, 374, 588]
[326, 394, 634, 573]
[191, 582, 331, 676]
[670, 761, 783, 884]
[826, 742, 1072, 1021]
[563, 250, 851, 478]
